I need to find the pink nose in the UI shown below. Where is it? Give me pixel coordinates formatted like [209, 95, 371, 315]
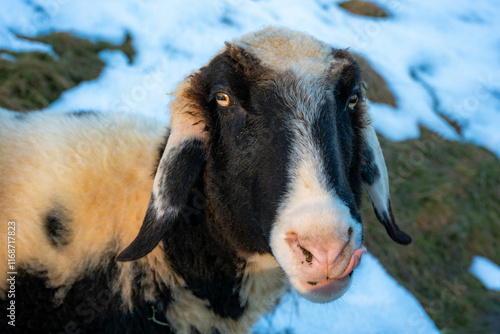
[285, 233, 367, 280]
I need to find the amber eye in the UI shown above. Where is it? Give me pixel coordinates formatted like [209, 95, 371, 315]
[348, 94, 359, 109]
[216, 93, 233, 107]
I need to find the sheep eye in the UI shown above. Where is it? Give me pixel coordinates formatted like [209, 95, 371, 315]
[216, 93, 233, 107]
[348, 94, 359, 109]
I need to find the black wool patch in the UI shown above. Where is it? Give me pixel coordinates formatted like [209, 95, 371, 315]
[164, 175, 246, 321]
[0, 262, 174, 333]
[44, 207, 71, 247]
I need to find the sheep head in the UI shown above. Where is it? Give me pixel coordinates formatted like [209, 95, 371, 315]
[117, 27, 411, 303]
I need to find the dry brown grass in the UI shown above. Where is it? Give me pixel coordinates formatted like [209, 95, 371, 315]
[338, 0, 390, 18]
[362, 128, 500, 333]
[0, 32, 134, 111]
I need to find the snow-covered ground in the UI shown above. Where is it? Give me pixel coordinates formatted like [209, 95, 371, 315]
[2, 0, 500, 152]
[254, 254, 437, 334]
[470, 256, 500, 292]
[2, 0, 500, 332]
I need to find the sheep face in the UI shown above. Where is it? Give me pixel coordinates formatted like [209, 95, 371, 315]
[118, 27, 411, 304]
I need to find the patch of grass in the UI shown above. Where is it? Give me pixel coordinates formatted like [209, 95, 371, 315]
[338, 0, 390, 18]
[362, 127, 500, 334]
[0, 32, 134, 111]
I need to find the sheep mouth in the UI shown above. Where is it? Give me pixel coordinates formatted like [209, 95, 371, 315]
[306, 271, 353, 286]
[304, 245, 364, 288]
[293, 273, 353, 304]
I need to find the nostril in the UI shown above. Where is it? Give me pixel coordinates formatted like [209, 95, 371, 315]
[299, 245, 313, 263]
[285, 233, 316, 264]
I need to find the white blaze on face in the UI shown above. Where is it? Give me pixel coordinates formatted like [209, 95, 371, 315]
[269, 111, 363, 301]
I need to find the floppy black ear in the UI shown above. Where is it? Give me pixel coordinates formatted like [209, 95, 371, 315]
[361, 117, 412, 245]
[117, 81, 208, 261]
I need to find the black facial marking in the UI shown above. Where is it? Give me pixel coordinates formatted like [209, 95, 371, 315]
[312, 101, 361, 220]
[207, 88, 293, 252]
[333, 53, 366, 210]
[361, 146, 381, 186]
[44, 206, 71, 247]
[332, 49, 361, 99]
[185, 48, 292, 254]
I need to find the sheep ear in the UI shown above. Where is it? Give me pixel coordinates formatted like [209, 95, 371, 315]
[117, 83, 207, 262]
[361, 120, 412, 245]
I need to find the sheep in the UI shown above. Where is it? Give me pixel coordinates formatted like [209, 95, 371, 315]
[0, 27, 411, 334]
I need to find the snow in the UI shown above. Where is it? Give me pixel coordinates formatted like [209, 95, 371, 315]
[2, 0, 500, 332]
[254, 253, 438, 334]
[469, 256, 500, 291]
[2, 0, 499, 151]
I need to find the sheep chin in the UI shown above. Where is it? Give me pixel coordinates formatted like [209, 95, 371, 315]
[289, 275, 353, 304]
